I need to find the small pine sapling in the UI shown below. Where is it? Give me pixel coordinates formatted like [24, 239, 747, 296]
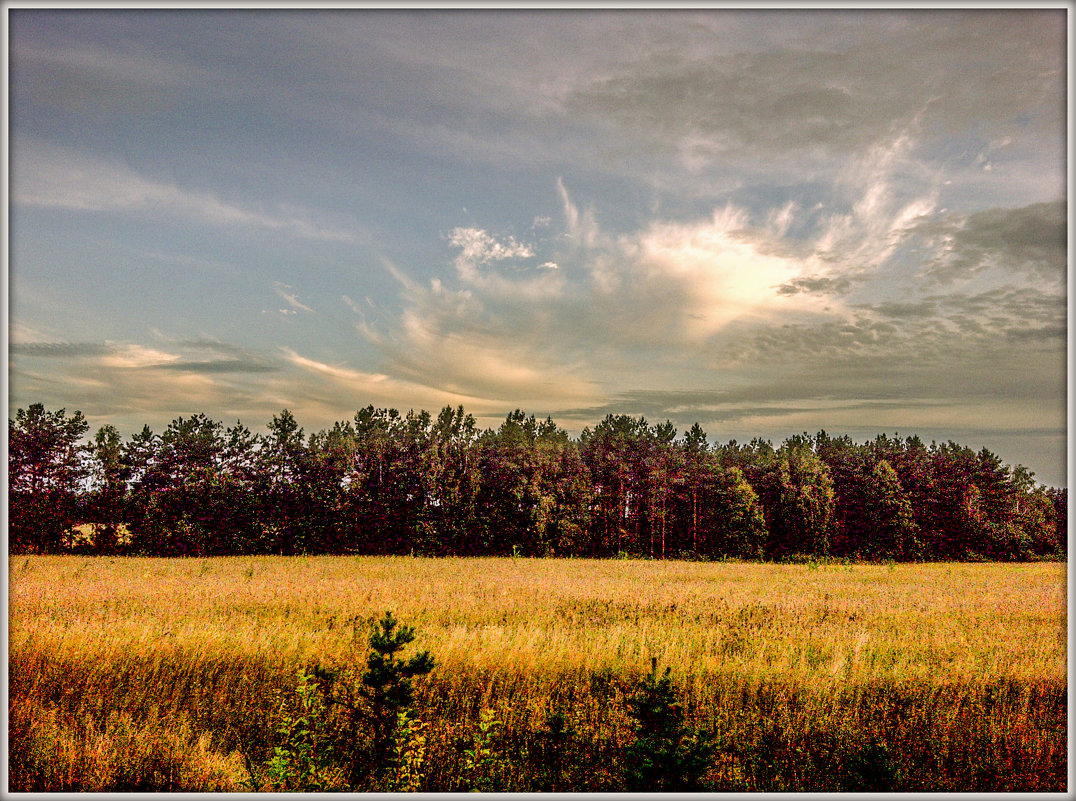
[624, 657, 714, 792]
[530, 709, 573, 791]
[278, 611, 435, 789]
[360, 611, 435, 780]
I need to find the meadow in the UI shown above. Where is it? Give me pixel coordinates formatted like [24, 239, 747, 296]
[8, 555, 1068, 791]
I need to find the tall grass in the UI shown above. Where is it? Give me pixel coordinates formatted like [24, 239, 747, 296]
[8, 556, 1067, 791]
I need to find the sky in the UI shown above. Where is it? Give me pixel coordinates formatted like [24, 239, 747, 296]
[7, 7, 1069, 487]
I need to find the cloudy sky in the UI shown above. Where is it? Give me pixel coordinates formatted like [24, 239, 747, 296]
[8, 8, 1068, 486]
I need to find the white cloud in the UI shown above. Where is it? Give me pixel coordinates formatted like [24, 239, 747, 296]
[272, 282, 315, 314]
[622, 212, 832, 343]
[278, 346, 583, 419]
[448, 226, 536, 284]
[97, 343, 182, 370]
[442, 227, 565, 303]
[358, 181, 855, 412]
[449, 227, 534, 263]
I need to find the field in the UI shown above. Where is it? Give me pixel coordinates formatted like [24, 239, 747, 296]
[8, 555, 1068, 791]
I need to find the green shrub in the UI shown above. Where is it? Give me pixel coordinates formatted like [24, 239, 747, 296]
[384, 710, 430, 792]
[462, 707, 508, 791]
[357, 611, 435, 777]
[248, 667, 344, 791]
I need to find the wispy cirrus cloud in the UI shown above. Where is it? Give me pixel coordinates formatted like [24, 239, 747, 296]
[272, 282, 316, 315]
[278, 347, 542, 420]
[560, 11, 1063, 198]
[10, 337, 279, 376]
[13, 139, 358, 243]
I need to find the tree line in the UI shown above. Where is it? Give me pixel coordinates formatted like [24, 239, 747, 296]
[8, 402, 1066, 561]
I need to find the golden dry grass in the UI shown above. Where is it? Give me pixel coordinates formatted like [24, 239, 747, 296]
[10, 555, 1065, 680]
[8, 555, 1067, 791]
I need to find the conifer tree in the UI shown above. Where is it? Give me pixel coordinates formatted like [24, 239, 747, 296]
[8, 404, 89, 553]
[359, 612, 435, 779]
[624, 658, 712, 791]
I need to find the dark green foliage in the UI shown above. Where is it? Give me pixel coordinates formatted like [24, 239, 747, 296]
[9, 403, 1065, 562]
[527, 710, 573, 791]
[359, 611, 436, 768]
[749, 441, 836, 560]
[260, 409, 310, 555]
[136, 419, 259, 556]
[251, 612, 435, 791]
[834, 457, 920, 560]
[623, 658, 713, 791]
[1045, 487, 1067, 556]
[708, 465, 768, 558]
[841, 735, 898, 791]
[476, 410, 589, 556]
[8, 403, 90, 553]
[82, 424, 128, 553]
[428, 405, 483, 555]
[580, 414, 654, 556]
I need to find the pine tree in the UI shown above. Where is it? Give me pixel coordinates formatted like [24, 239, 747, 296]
[9, 404, 90, 553]
[624, 658, 712, 791]
[359, 612, 435, 779]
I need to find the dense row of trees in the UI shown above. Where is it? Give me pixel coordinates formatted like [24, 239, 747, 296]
[8, 402, 1067, 561]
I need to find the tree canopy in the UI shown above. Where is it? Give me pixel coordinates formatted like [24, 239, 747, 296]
[8, 403, 1066, 561]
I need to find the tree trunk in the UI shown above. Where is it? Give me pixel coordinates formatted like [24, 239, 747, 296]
[692, 485, 698, 554]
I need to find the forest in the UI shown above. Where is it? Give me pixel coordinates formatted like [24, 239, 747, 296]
[8, 402, 1067, 561]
